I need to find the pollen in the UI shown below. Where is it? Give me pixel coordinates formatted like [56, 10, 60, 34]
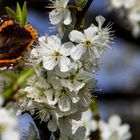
[53, 51, 62, 60]
[85, 39, 93, 48]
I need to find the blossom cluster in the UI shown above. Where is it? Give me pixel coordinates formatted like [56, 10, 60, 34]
[15, 0, 113, 138]
[110, 0, 140, 37]
[0, 0, 132, 140]
[72, 109, 132, 140]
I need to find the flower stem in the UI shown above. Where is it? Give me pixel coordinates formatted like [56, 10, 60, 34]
[74, 0, 94, 30]
[90, 99, 101, 140]
[90, 100, 100, 121]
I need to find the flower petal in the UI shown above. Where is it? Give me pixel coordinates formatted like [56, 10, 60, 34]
[63, 9, 72, 25]
[95, 15, 105, 30]
[47, 35, 61, 50]
[61, 79, 73, 91]
[84, 24, 98, 39]
[49, 9, 62, 25]
[60, 42, 73, 56]
[48, 116, 57, 132]
[43, 56, 57, 70]
[71, 44, 86, 60]
[69, 30, 85, 43]
[58, 95, 72, 112]
[109, 115, 121, 129]
[59, 56, 71, 72]
[73, 80, 85, 92]
[69, 92, 79, 103]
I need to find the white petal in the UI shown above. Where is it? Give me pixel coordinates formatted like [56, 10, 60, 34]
[61, 79, 73, 91]
[71, 44, 86, 60]
[119, 124, 130, 137]
[60, 42, 73, 56]
[91, 47, 100, 59]
[59, 56, 71, 72]
[73, 127, 86, 140]
[38, 45, 50, 55]
[38, 36, 46, 43]
[69, 92, 79, 103]
[47, 35, 61, 50]
[109, 115, 121, 129]
[48, 117, 57, 132]
[124, 0, 135, 9]
[69, 30, 85, 43]
[50, 77, 62, 90]
[2, 129, 20, 140]
[58, 95, 71, 112]
[79, 93, 90, 107]
[84, 24, 98, 39]
[95, 15, 105, 30]
[43, 56, 57, 70]
[63, 9, 72, 25]
[99, 121, 108, 132]
[73, 80, 85, 92]
[110, 0, 123, 8]
[77, 70, 91, 81]
[49, 9, 62, 25]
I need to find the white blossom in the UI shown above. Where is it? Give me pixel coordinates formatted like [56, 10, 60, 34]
[55, 87, 79, 112]
[99, 115, 132, 140]
[72, 109, 97, 138]
[56, 68, 91, 93]
[0, 108, 20, 140]
[110, 0, 136, 9]
[49, 0, 72, 25]
[69, 16, 111, 60]
[38, 35, 73, 72]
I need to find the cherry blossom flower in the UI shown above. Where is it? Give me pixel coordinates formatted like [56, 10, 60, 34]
[49, 0, 72, 25]
[99, 115, 132, 140]
[38, 35, 73, 72]
[69, 16, 111, 61]
[0, 108, 20, 140]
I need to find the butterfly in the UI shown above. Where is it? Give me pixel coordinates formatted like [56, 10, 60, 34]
[0, 15, 37, 69]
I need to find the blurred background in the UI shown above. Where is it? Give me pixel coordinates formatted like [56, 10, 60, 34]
[0, 0, 140, 139]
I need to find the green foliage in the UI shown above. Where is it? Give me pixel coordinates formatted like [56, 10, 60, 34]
[76, 0, 87, 10]
[5, 1, 27, 26]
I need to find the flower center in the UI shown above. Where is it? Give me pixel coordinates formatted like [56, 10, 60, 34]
[69, 75, 76, 80]
[53, 51, 62, 60]
[85, 39, 93, 48]
[61, 88, 67, 95]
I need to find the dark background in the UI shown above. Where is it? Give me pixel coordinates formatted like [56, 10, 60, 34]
[0, 0, 140, 139]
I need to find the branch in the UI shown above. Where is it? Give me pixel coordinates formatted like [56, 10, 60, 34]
[74, 0, 94, 30]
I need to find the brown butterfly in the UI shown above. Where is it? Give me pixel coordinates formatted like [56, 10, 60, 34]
[0, 15, 37, 69]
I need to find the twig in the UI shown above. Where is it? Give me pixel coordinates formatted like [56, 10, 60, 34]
[74, 0, 94, 30]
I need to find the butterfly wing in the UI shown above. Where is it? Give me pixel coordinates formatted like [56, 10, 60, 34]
[0, 15, 37, 68]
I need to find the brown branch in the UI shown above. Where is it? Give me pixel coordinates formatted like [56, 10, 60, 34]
[74, 0, 94, 30]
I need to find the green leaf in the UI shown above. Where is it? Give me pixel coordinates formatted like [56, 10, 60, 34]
[22, 1, 27, 25]
[5, 7, 16, 18]
[17, 68, 35, 86]
[5, 1, 28, 26]
[16, 2, 23, 24]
